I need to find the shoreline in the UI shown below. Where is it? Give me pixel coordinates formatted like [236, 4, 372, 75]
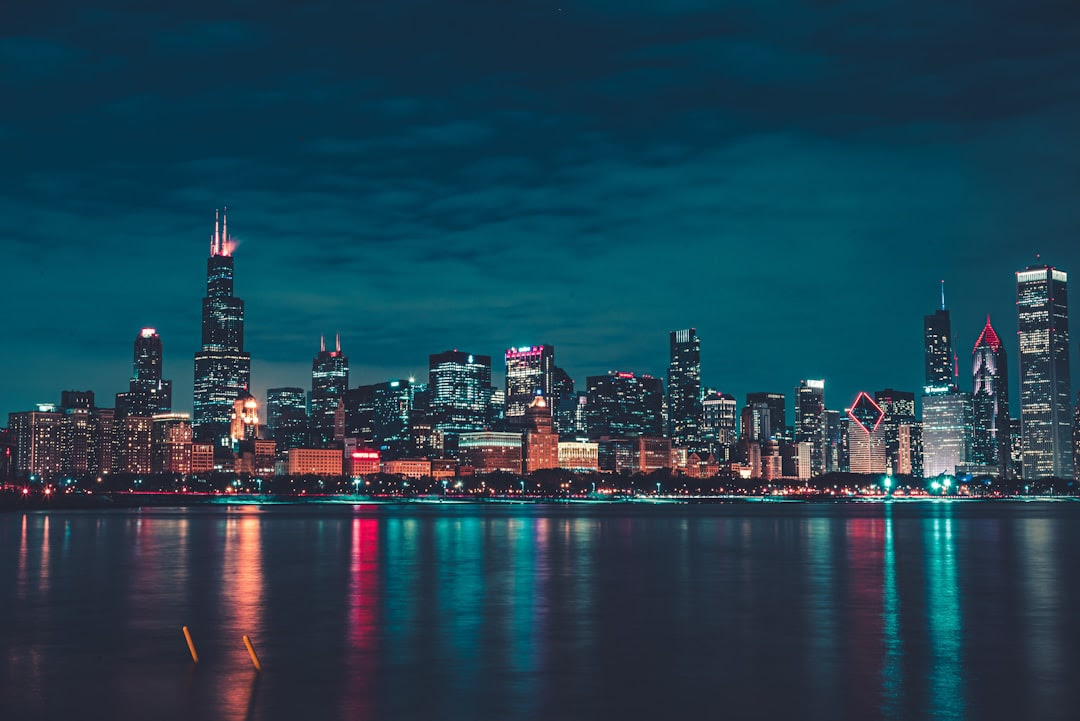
[3, 491, 1078, 512]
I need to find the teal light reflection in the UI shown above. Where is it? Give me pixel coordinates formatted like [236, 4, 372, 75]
[925, 507, 966, 719]
[881, 505, 904, 719]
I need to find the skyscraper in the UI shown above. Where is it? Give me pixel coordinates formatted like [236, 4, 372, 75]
[504, 345, 554, 425]
[429, 350, 492, 438]
[667, 328, 701, 447]
[585, 371, 664, 439]
[922, 288, 969, 477]
[744, 392, 786, 440]
[875, 389, 919, 476]
[922, 387, 973, 477]
[193, 210, 251, 446]
[924, 282, 954, 387]
[847, 392, 887, 474]
[1016, 265, 1072, 479]
[310, 335, 349, 447]
[971, 316, 1012, 474]
[267, 387, 308, 454]
[699, 392, 737, 458]
[115, 328, 172, 418]
[795, 380, 825, 476]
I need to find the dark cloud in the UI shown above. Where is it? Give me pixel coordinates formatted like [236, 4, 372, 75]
[1, 0, 1079, 420]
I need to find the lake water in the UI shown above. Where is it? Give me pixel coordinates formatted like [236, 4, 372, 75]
[2, 501, 1079, 721]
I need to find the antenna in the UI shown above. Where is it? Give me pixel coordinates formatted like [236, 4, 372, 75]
[222, 206, 228, 247]
[940, 279, 946, 311]
[214, 209, 221, 255]
[320, 334, 326, 353]
[335, 333, 341, 353]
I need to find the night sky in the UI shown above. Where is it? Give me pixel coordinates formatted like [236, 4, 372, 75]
[2, 1, 1079, 421]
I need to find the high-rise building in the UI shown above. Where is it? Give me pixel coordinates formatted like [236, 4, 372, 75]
[971, 316, 1012, 474]
[847, 392, 887, 474]
[924, 283, 955, 387]
[823, 409, 843, 472]
[343, 385, 377, 446]
[699, 392, 737, 458]
[585, 371, 664, 439]
[505, 345, 554, 425]
[115, 328, 172, 418]
[922, 387, 972, 477]
[745, 392, 786, 439]
[556, 392, 588, 439]
[1016, 265, 1073, 479]
[1074, 394, 1080, 481]
[667, 328, 701, 447]
[193, 210, 251, 446]
[0, 428, 16, 480]
[875, 389, 918, 476]
[116, 415, 153, 475]
[429, 350, 492, 438]
[267, 387, 308, 454]
[550, 366, 574, 432]
[522, 393, 559, 473]
[8, 407, 61, 480]
[310, 335, 349, 447]
[152, 413, 193, 474]
[373, 379, 416, 458]
[230, 391, 259, 444]
[795, 380, 825, 476]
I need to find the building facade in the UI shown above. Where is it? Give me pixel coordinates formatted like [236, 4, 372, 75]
[971, 316, 1012, 475]
[310, 335, 349, 447]
[1016, 265, 1072, 479]
[429, 350, 492, 438]
[115, 328, 173, 418]
[193, 210, 251, 446]
[585, 372, 664, 439]
[795, 380, 825, 476]
[667, 328, 701, 448]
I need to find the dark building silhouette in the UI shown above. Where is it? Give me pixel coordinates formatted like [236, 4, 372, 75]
[193, 210, 251, 446]
[586, 371, 664, 439]
[310, 335, 349, 447]
[267, 387, 308, 455]
[924, 283, 955, 388]
[667, 328, 701, 447]
[115, 328, 172, 418]
[795, 380, 825, 476]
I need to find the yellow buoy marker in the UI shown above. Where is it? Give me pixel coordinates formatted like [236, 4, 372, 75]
[182, 626, 199, 664]
[242, 635, 262, 672]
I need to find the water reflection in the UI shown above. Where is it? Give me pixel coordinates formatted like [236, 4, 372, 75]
[342, 516, 378, 720]
[1018, 517, 1063, 718]
[881, 505, 904, 720]
[215, 510, 265, 721]
[925, 505, 966, 720]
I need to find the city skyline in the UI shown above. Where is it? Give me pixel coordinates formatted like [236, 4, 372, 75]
[3, 2, 1080, 423]
[0, 224, 1071, 428]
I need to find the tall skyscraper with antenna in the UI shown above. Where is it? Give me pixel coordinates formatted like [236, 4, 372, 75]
[193, 209, 251, 445]
[922, 282, 971, 477]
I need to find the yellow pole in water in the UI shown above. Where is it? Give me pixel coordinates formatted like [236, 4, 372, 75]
[182, 626, 199, 664]
[242, 635, 262, 672]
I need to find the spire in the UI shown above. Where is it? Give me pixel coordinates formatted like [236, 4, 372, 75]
[214, 209, 221, 256]
[222, 206, 227, 249]
[320, 334, 326, 353]
[940, 279, 946, 311]
[974, 315, 1002, 352]
[335, 333, 341, 354]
